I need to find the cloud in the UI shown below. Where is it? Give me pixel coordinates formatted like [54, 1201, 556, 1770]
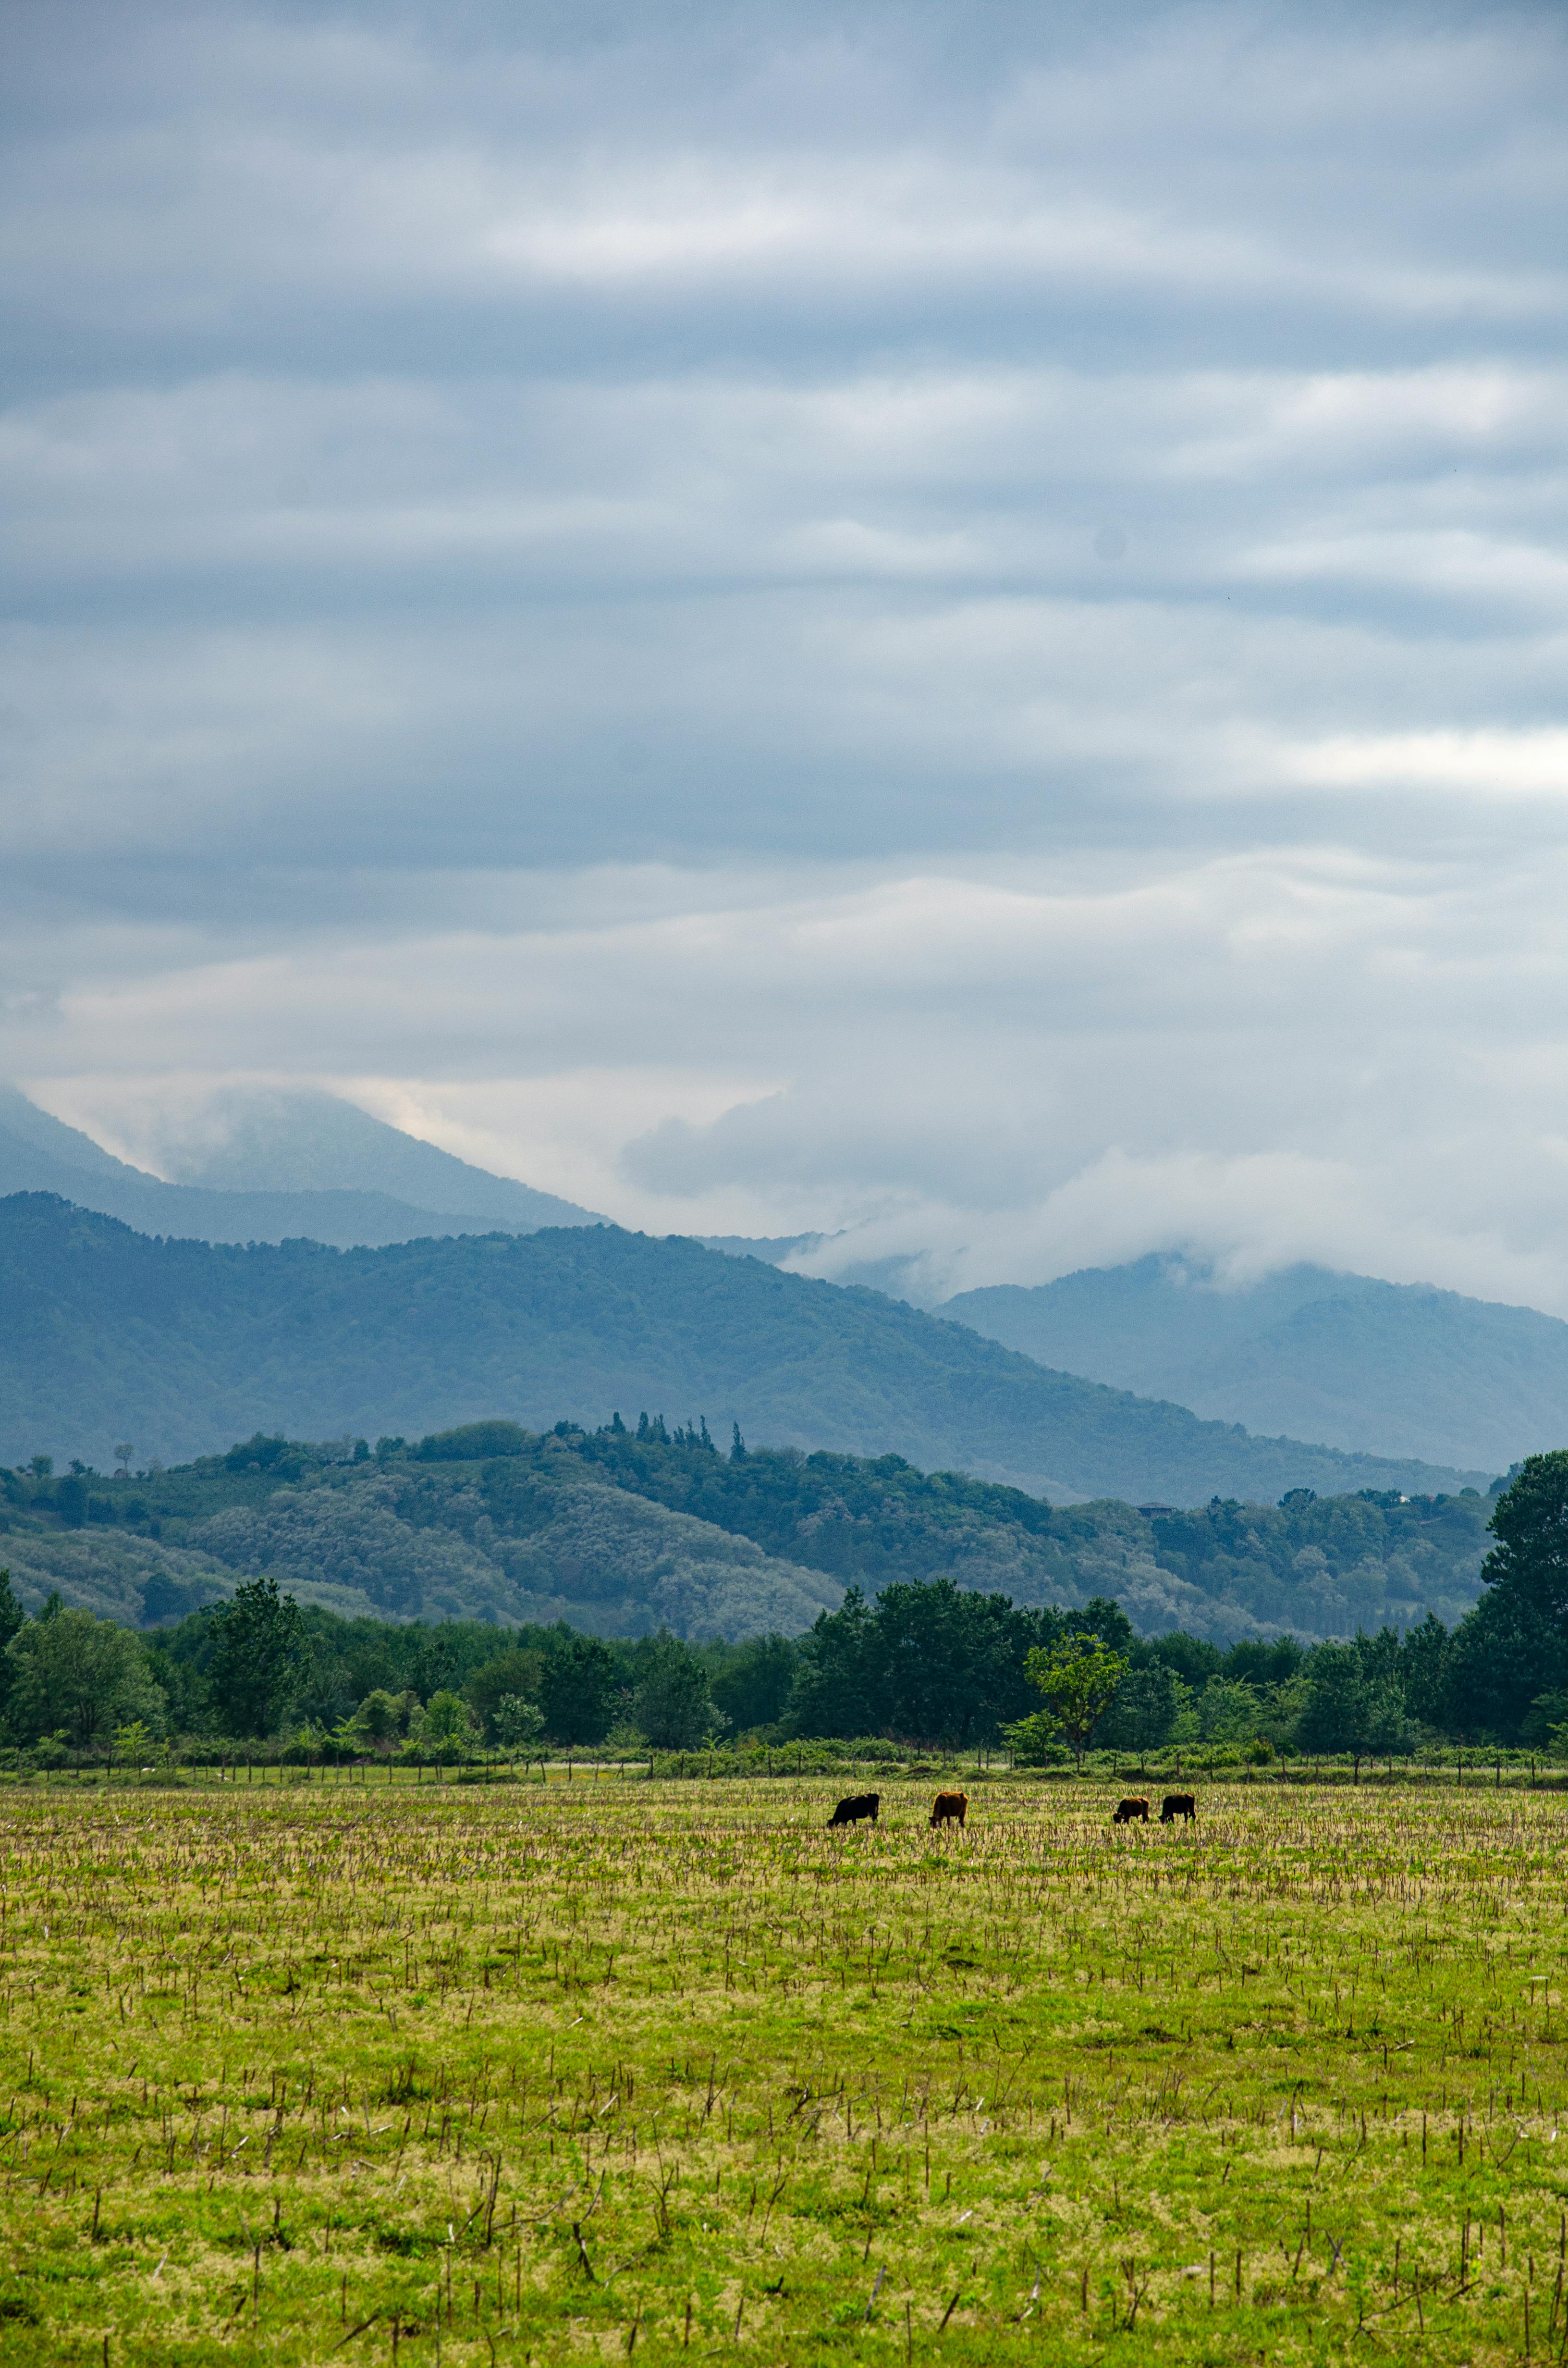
[23, 833, 1568, 1318]
[4, 0, 1568, 1326]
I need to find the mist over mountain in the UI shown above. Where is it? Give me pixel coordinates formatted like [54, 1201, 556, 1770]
[0, 1086, 599, 1248]
[8, 1083, 1547, 1489]
[700, 1232, 935, 1302]
[0, 1193, 1485, 1503]
[152, 1087, 602, 1231]
[942, 1257, 1568, 1475]
[0, 1088, 143, 1182]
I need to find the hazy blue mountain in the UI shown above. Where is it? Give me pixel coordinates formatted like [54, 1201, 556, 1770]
[159, 1086, 601, 1228]
[0, 1085, 140, 1178]
[942, 1255, 1567, 1473]
[0, 1193, 1486, 1501]
[0, 1093, 466, 1250]
[0, 1085, 598, 1248]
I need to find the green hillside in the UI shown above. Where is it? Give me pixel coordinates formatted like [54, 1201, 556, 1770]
[0, 1432, 839, 1642]
[0, 1195, 1486, 1504]
[570, 1422, 1492, 1639]
[0, 1415, 1493, 1644]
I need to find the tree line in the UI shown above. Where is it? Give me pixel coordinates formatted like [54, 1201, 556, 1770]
[0, 1577, 784, 1760]
[781, 1457, 1568, 1756]
[1, 1453, 1565, 1761]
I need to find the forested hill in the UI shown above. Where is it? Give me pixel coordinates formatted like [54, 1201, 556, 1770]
[0, 1194, 1487, 1504]
[565, 1422, 1492, 1639]
[0, 1417, 1494, 1643]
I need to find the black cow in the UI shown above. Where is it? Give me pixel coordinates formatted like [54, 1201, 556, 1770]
[827, 1792, 880, 1827]
[1159, 1792, 1197, 1823]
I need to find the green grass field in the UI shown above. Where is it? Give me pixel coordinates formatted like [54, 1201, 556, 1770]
[3, 1773, 1566, 2364]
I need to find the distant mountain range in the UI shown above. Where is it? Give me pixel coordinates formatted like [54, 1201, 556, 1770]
[0, 1085, 600, 1247]
[941, 1255, 1568, 1475]
[5, 1084, 1559, 1484]
[0, 1193, 1486, 1503]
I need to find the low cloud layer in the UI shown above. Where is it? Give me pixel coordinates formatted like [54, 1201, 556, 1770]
[5, 0, 1568, 1315]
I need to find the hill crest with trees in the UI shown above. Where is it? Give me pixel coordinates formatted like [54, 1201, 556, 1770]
[1, 1412, 1496, 1646]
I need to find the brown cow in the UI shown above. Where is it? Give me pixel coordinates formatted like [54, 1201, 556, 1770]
[1113, 1796, 1150, 1823]
[930, 1791, 968, 1827]
[1159, 1792, 1197, 1823]
[827, 1792, 880, 1827]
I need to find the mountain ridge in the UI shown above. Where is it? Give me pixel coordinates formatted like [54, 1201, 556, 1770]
[942, 1255, 1565, 1472]
[0, 1192, 1487, 1503]
[152, 1086, 603, 1231]
[0, 1085, 600, 1248]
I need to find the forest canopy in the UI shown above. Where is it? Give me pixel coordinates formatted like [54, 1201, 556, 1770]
[0, 1453, 1557, 1751]
[0, 1415, 1496, 1644]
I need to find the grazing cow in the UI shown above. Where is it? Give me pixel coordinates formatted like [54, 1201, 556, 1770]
[827, 1792, 880, 1827]
[929, 1791, 968, 1828]
[1113, 1796, 1150, 1824]
[1159, 1792, 1197, 1823]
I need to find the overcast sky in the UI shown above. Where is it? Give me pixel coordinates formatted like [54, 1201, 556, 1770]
[4, 0, 1568, 1306]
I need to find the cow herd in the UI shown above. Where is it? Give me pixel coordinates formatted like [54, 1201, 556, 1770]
[1114, 1792, 1196, 1824]
[826, 1791, 969, 1828]
[827, 1788, 1198, 1829]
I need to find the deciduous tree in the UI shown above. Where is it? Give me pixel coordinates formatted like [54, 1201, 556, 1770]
[1296, 1642, 1406, 1761]
[418, 1689, 475, 1754]
[493, 1693, 545, 1751]
[1098, 1662, 1182, 1753]
[1481, 1452, 1568, 1618]
[206, 1573, 307, 1738]
[465, 1648, 544, 1742]
[539, 1634, 619, 1745]
[633, 1634, 715, 1750]
[1022, 1635, 1129, 1765]
[6, 1609, 166, 1747]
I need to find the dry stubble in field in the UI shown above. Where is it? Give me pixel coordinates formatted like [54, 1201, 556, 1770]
[1, 1775, 1566, 2365]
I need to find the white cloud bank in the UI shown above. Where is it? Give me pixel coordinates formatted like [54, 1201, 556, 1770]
[4, 0, 1568, 1318]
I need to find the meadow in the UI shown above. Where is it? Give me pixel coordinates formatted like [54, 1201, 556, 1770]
[3, 1773, 1566, 2365]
